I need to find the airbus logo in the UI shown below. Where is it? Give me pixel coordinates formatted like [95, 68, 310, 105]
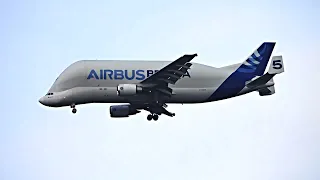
[87, 69, 191, 80]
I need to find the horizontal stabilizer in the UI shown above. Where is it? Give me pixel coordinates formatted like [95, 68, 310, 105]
[246, 73, 275, 88]
[259, 85, 275, 96]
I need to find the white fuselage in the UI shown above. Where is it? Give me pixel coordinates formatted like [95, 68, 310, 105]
[39, 60, 272, 107]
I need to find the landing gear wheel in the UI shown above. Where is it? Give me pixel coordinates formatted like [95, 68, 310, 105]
[72, 108, 77, 114]
[147, 114, 153, 121]
[153, 114, 159, 121]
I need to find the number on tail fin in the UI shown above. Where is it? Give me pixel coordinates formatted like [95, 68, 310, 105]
[272, 60, 283, 69]
[268, 56, 284, 74]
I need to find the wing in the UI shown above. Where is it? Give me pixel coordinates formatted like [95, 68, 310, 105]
[140, 53, 197, 96]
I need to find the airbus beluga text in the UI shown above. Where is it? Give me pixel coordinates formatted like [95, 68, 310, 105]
[39, 42, 284, 121]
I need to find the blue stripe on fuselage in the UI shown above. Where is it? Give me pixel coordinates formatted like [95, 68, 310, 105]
[206, 71, 256, 101]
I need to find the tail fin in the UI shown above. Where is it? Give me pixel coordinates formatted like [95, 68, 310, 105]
[245, 55, 284, 89]
[237, 42, 276, 76]
[268, 55, 284, 74]
[207, 42, 276, 101]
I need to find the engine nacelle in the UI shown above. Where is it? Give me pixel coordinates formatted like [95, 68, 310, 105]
[117, 84, 143, 96]
[109, 105, 140, 117]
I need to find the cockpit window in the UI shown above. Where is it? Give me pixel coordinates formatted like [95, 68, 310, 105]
[46, 93, 54, 95]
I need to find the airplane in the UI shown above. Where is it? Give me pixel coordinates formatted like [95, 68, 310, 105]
[39, 42, 284, 121]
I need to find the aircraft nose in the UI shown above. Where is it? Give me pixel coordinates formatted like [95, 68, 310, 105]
[39, 97, 45, 105]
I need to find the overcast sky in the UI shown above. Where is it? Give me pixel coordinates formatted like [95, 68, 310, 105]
[1, 0, 320, 180]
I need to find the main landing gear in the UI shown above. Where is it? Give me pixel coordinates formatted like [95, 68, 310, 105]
[147, 114, 159, 121]
[71, 104, 77, 114]
[146, 113, 175, 121]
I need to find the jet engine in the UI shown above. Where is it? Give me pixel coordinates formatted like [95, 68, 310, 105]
[109, 105, 140, 117]
[117, 84, 143, 96]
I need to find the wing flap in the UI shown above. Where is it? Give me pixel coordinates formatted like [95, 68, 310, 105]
[167, 70, 186, 76]
[162, 73, 180, 80]
[155, 62, 192, 85]
[157, 78, 175, 84]
[156, 88, 173, 96]
[176, 64, 191, 69]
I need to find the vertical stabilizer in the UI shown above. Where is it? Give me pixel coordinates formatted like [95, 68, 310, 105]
[207, 42, 276, 101]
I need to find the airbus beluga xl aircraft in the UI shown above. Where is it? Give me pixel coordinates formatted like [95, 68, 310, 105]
[39, 42, 284, 121]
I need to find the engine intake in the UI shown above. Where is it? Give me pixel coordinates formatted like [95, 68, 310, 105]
[117, 84, 143, 96]
[110, 105, 140, 117]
